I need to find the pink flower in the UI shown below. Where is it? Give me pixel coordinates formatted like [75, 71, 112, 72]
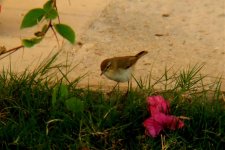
[144, 96, 185, 138]
[143, 117, 163, 138]
[147, 95, 170, 115]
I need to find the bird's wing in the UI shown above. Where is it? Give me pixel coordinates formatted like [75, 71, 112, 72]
[117, 56, 138, 69]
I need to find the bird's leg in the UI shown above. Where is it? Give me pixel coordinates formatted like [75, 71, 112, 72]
[129, 80, 133, 91]
[107, 82, 119, 96]
[125, 80, 132, 96]
[125, 76, 133, 96]
[112, 82, 119, 92]
[124, 81, 129, 96]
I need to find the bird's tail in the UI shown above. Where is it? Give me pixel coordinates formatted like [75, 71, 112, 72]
[135, 51, 148, 59]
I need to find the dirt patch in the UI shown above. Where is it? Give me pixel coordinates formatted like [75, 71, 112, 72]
[63, 0, 225, 90]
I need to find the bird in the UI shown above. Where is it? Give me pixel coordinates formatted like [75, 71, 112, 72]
[100, 51, 148, 91]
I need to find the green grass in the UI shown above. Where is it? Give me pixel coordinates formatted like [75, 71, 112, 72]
[0, 53, 224, 150]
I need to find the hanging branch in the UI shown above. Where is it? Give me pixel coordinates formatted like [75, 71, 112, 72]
[0, 0, 75, 60]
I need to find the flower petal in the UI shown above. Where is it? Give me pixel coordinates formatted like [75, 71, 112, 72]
[147, 96, 170, 115]
[144, 95, 185, 138]
[165, 116, 185, 130]
[143, 117, 163, 138]
[152, 113, 185, 130]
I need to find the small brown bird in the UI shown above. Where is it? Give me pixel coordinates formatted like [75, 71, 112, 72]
[100, 51, 148, 90]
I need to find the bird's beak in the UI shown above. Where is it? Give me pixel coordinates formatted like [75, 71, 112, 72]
[100, 69, 106, 76]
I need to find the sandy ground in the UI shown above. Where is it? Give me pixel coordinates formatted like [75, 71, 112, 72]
[0, 0, 225, 91]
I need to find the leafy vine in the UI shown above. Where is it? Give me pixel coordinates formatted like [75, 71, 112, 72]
[0, 0, 75, 60]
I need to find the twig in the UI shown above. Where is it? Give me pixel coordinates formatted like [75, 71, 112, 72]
[0, 45, 24, 60]
[50, 23, 60, 47]
[53, 0, 61, 23]
[0, 0, 63, 60]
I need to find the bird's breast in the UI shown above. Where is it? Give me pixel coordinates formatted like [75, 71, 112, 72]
[103, 67, 134, 82]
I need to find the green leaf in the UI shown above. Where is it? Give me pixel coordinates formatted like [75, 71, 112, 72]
[43, 0, 58, 20]
[54, 24, 75, 44]
[65, 97, 84, 113]
[22, 38, 42, 47]
[52, 85, 58, 106]
[42, 24, 48, 33]
[51, 84, 69, 107]
[21, 8, 45, 28]
[43, 0, 53, 11]
[59, 84, 69, 99]
[45, 8, 58, 20]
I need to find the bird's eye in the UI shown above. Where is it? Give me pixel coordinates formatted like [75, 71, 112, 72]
[106, 62, 111, 69]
